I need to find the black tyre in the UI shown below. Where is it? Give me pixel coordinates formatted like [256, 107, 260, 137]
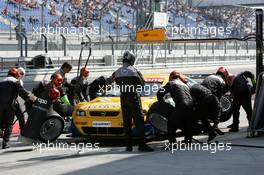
[219, 95, 233, 122]
[38, 116, 64, 142]
[148, 101, 173, 119]
[147, 102, 173, 133]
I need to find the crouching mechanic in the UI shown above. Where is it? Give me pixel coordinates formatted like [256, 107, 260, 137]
[88, 73, 115, 101]
[190, 83, 221, 142]
[115, 51, 154, 152]
[157, 71, 194, 144]
[228, 71, 256, 132]
[68, 67, 90, 105]
[31, 73, 71, 115]
[200, 67, 230, 135]
[201, 67, 227, 100]
[0, 68, 36, 149]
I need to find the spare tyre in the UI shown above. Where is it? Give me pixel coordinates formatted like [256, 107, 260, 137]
[39, 116, 64, 142]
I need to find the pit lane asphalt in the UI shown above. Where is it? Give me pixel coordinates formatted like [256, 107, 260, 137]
[1, 63, 263, 175]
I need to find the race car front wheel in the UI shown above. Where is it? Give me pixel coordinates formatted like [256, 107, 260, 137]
[39, 116, 64, 142]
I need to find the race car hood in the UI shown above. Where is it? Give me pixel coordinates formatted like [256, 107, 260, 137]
[75, 96, 157, 113]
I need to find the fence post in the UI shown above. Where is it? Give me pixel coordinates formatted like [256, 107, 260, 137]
[212, 42, 214, 54]
[1, 57, 3, 70]
[246, 41, 249, 54]
[184, 43, 186, 55]
[41, 34, 48, 53]
[108, 35, 114, 56]
[17, 33, 23, 57]
[235, 41, 238, 54]
[224, 41, 227, 54]
[21, 33, 28, 57]
[9, 20, 12, 40]
[61, 34, 67, 56]
[198, 42, 201, 55]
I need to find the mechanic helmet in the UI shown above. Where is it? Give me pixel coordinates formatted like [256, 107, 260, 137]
[216, 67, 229, 80]
[48, 87, 61, 101]
[122, 51, 136, 65]
[80, 67, 90, 78]
[169, 70, 181, 81]
[8, 67, 20, 79]
[51, 73, 64, 87]
[18, 67, 26, 78]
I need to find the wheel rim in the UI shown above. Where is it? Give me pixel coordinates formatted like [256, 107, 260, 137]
[39, 118, 63, 141]
[220, 96, 232, 112]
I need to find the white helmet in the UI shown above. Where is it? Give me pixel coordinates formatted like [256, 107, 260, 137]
[18, 67, 26, 77]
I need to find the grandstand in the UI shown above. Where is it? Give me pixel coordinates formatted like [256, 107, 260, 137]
[0, 0, 257, 38]
[191, 0, 264, 7]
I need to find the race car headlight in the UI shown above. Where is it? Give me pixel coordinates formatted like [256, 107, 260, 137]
[76, 110, 86, 116]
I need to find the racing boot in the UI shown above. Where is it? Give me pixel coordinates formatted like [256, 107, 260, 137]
[227, 123, 235, 128]
[207, 132, 217, 142]
[126, 145, 133, 152]
[2, 141, 10, 149]
[138, 144, 154, 152]
[214, 127, 224, 135]
[229, 125, 239, 132]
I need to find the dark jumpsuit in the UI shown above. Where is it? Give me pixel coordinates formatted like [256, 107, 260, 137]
[190, 83, 221, 137]
[0, 78, 29, 144]
[231, 71, 255, 126]
[158, 79, 194, 143]
[115, 63, 145, 146]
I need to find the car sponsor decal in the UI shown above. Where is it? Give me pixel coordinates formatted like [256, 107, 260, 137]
[92, 121, 112, 127]
[37, 98, 48, 105]
[86, 104, 121, 109]
[144, 78, 164, 83]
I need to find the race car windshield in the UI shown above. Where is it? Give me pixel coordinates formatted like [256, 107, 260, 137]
[104, 82, 162, 97]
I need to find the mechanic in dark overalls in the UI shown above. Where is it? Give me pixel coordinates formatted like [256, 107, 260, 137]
[33, 73, 64, 99]
[200, 67, 230, 135]
[228, 71, 256, 132]
[115, 51, 154, 152]
[0, 68, 36, 149]
[157, 71, 194, 143]
[31, 73, 71, 114]
[88, 74, 114, 101]
[51, 62, 73, 97]
[201, 68, 227, 100]
[190, 83, 221, 141]
[51, 62, 72, 81]
[69, 67, 90, 105]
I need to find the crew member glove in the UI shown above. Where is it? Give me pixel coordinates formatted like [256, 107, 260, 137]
[28, 93, 37, 102]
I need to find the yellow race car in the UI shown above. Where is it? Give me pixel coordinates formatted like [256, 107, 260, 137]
[71, 74, 233, 139]
[71, 74, 169, 138]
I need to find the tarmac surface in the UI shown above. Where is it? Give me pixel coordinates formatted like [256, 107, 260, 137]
[0, 109, 263, 175]
[0, 63, 263, 175]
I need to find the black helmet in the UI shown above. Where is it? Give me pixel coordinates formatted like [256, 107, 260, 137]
[123, 51, 136, 65]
